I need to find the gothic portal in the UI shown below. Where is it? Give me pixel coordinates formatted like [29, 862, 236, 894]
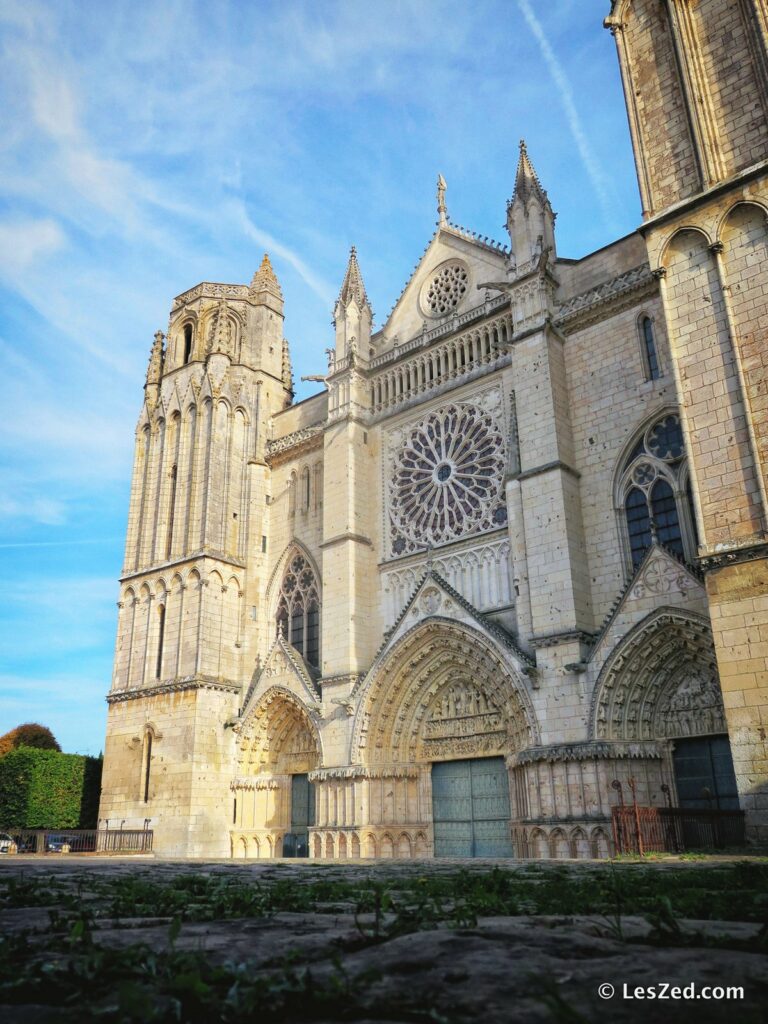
[100, 1, 768, 857]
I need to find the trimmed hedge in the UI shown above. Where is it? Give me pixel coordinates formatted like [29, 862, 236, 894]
[0, 747, 103, 829]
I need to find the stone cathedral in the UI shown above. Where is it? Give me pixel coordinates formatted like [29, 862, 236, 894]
[100, 1, 768, 858]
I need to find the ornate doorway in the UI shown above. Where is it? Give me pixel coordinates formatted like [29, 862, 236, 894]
[231, 687, 321, 858]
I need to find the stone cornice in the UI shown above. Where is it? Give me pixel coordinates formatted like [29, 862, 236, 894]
[106, 677, 240, 704]
[554, 262, 656, 331]
[515, 458, 581, 483]
[508, 740, 666, 767]
[120, 551, 246, 583]
[265, 424, 324, 463]
[698, 539, 768, 573]
[230, 775, 284, 790]
[638, 158, 768, 235]
[172, 282, 250, 310]
[530, 629, 595, 650]
[309, 764, 420, 781]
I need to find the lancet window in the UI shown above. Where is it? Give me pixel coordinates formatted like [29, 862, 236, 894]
[640, 315, 661, 381]
[618, 413, 697, 570]
[276, 552, 320, 670]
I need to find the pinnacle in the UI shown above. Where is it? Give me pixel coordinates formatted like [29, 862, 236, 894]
[250, 252, 283, 296]
[337, 245, 371, 310]
[511, 139, 550, 208]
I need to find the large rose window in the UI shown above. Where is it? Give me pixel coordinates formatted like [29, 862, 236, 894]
[389, 404, 506, 554]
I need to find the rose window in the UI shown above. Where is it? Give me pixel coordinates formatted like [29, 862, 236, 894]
[389, 404, 506, 553]
[424, 263, 469, 316]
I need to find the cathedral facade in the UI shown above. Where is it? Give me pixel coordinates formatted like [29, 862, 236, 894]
[99, 0, 768, 858]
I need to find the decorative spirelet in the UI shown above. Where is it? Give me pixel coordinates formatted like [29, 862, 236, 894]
[389, 404, 506, 554]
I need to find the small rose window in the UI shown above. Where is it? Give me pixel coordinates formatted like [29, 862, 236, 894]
[424, 262, 469, 316]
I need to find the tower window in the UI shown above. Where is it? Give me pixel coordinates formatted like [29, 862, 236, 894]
[142, 731, 152, 804]
[640, 316, 660, 381]
[276, 551, 321, 670]
[166, 465, 177, 559]
[183, 324, 193, 364]
[155, 604, 166, 679]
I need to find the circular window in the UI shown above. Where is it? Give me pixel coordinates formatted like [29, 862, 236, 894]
[423, 262, 469, 317]
[647, 414, 684, 461]
[389, 403, 506, 551]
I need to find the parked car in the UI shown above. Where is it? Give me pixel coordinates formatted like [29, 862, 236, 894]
[45, 832, 97, 853]
[0, 833, 18, 855]
[46, 834, 74, 853]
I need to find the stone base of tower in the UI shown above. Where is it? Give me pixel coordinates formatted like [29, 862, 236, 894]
[99, 682, 239, 857]
[704, 553, 768, 845]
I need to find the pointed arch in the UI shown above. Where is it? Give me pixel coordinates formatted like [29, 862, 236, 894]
[350, 618, 537, 766]
[591, 607, 726, 742]
[613, 407, 697, 570]
[269, 543, 322, 671]
[237, 685, 323, 775]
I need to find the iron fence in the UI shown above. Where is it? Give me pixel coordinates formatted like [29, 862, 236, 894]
[1, 828, 153, 854]
[611, 805, 746, 854]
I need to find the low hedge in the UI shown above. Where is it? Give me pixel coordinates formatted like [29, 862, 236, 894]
[0, 747, 102, 829]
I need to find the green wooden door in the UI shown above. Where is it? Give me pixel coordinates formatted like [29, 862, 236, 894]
[283, 773, 314, 858]
[432, 757, 513, 858]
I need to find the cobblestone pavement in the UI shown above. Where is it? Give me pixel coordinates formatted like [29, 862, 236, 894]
[0, 857, 766, 1022]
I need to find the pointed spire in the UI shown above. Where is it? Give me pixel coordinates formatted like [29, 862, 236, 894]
[209, 298, 233, 357]
[510, 139, 550, 209]
[336, 246, 371, 312]
[506, 139, 557, 268]
[437, 173, 448, 225]
[146, 330, 165, 387]
[250, 253, 283, 299]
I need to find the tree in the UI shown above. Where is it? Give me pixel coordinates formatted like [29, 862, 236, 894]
[0, 723, 61, 757]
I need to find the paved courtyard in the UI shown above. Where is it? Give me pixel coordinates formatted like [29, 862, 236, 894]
[0, 856, 767, 1022]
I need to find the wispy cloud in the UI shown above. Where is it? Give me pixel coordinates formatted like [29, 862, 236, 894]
[516, 0, 618, 230]
[0, 0, 640, 753]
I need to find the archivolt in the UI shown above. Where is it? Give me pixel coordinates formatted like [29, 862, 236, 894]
[350, 619, 537, 765]
[590, 607, 724, 742]
[237, 685, 322, 775]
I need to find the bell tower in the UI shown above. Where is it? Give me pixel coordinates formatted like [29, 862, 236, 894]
[100, 256, 292, 856]
[607, 0, 768, 842]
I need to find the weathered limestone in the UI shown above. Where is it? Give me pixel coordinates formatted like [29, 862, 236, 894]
[608, 0, 768, 841]
[100, 3, 768, 857]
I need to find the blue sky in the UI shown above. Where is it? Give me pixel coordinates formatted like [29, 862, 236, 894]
[0, 0, 640, 755]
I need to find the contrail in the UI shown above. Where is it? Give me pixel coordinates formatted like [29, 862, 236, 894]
[231, 202, 336, 308]
[517, 0, 616, 228]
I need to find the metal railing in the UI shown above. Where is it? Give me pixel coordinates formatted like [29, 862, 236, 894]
[1, 828, 154, 854]
[610, 779, 745, 854]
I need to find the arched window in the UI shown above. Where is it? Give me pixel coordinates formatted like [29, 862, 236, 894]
[640, 315, 661, 381]
[155, 604, 166, 679]
[618, 413, 696, 569]
[165, 465, 177, 559]
[142, 731, 152, 803]
[276, 551, 320, 670]
[183, 323, 193, 364]
[301, 467, 311, 513]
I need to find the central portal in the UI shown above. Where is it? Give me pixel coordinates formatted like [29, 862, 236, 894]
[431, 757, 513, 857]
